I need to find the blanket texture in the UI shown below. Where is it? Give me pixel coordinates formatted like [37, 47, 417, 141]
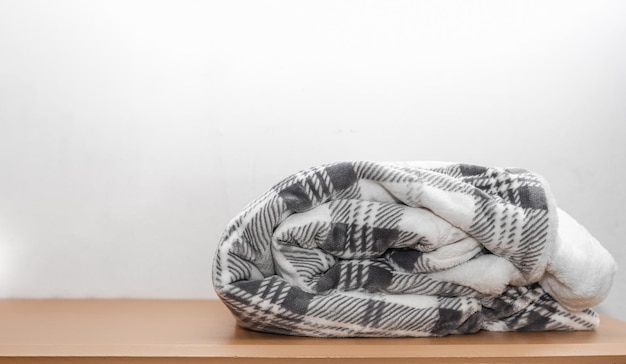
[213, 161, 616, 337]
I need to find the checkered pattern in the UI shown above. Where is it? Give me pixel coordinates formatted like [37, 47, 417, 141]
[213, 161, 603, 337]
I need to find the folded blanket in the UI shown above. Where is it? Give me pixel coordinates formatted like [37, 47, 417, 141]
[212, 161, 617, 337]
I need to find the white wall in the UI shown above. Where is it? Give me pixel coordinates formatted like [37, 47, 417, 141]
[1, 1, 624, 319]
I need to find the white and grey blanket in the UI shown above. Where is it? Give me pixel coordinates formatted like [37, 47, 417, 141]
[212, 161, 617, 337]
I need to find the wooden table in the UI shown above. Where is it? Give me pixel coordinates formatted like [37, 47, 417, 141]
[1, 299, 625, 363]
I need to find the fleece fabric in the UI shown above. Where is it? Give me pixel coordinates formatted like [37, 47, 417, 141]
[212, 161, 616, 337]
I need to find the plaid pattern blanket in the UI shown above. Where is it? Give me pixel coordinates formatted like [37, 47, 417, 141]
[212, 161, 615, 337]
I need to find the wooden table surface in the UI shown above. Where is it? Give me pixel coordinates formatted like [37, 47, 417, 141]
[1, 299, 625, 363]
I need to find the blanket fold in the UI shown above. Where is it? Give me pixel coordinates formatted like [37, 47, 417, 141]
[213, 161, 616, 337]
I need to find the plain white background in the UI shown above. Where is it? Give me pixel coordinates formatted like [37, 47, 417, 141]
[1, 0, 624, 320]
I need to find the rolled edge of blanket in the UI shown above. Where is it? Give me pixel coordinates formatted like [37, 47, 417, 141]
[539, 209, 618, 311]
[520, 168, 560, 284]
[376, 163, 561, 285]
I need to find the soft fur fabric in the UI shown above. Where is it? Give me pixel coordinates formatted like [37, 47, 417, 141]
[212, 161, 616, 337]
